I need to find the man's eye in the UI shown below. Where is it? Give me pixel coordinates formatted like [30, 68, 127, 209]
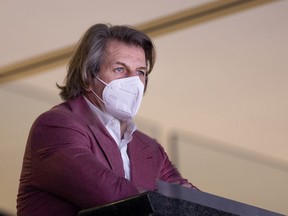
[114, 67, 124, 73]
[137, 70, 146, 76]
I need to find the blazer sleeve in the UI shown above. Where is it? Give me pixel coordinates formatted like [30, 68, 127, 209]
[29, 108, 139, 209]
[157, 141, 194, 187]
[132, 131, 196, 189]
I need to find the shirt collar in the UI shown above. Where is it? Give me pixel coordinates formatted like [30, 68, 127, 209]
[83, 96, 137, 137]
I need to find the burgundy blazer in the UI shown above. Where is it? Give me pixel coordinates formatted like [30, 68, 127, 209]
[17, 96, 191, 216]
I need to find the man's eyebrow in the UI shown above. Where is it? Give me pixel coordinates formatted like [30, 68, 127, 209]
[138, 66, 148, 70]
[115, 61, 147, 70]
[115, 61, 127, 67]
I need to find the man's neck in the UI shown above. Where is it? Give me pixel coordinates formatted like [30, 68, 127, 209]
[119, 120, 128, 139]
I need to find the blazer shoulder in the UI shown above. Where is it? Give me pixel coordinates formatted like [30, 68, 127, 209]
[32, 99, 85, 131]
[133, 130, 156, 142]
[132, 130, 164, 152]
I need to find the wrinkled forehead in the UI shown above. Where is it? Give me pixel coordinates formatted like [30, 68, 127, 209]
[103, 40, 146, 64]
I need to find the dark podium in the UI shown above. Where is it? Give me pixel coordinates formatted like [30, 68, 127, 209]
[78, 181, 283, 216]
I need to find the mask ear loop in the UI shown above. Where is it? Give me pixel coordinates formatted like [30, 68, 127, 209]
[91, 90, 106, 104]
[90, 76, 107, 104]
[96, 76, 109, 87]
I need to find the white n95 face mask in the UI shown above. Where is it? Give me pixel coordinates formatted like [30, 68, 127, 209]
[93, 76, 144, 120]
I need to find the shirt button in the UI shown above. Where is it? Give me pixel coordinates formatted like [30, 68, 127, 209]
[111, 120, 117, 126]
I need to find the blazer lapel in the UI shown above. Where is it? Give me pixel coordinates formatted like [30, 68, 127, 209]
[88, 124, 125, 178]
[69, 96, 125, 178]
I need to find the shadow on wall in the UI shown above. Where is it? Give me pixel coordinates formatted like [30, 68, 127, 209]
[0, 210, 14, 216]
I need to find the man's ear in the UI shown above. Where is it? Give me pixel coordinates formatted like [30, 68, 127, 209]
[84, 85, 92, 91]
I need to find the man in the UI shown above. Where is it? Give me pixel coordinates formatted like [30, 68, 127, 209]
[17, 23, 195, 216]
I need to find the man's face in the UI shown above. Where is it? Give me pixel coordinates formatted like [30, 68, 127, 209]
[89, 40, 147, 110]
[100, 40, 147, 83]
